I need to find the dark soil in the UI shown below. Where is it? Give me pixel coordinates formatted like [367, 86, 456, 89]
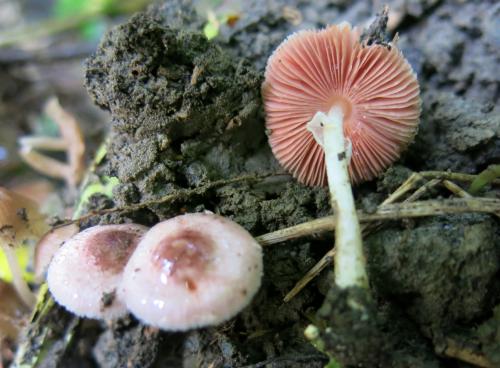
[14, 0, 500, 367]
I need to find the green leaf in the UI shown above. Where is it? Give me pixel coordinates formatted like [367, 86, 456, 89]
[73, 176, 120, 216]
[324, 358, 342, 368]
[53, 0, 89, 18]
[203, 22, 219, 40]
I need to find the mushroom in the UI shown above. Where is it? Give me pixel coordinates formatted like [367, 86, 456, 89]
[0, 187, 49, 307]
[18, 97, 85, 190]
[34, 223, 80, 280]
[262, 23, 420, 289]
[47, 224, 148, 319]
[0, 280, 28, 368]
[120, 213, 263, 331]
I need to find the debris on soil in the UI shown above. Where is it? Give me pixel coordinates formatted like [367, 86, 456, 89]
[315, 286, 389, 367]
[360, 5, 389, 46]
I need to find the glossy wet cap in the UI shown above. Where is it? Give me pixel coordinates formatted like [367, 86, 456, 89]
[121, 213, 263, 331]
[262, 23, 420, 185]
[47, 223, 148, 319]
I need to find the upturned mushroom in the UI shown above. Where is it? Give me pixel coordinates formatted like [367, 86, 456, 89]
[47, 223, 148, 319]
[0, 187, 49, 306]
[120, 213, 263, 331]
[18, 97, 85, 190]
[262, 23, 420, 289]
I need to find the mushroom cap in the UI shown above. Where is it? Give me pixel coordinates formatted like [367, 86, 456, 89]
[262, 23, 421, 185]
[120, 213, 263, 331]
[0, 187, 48, 244]
[34, 223, 80, 280]
[47, 223, 148, 320]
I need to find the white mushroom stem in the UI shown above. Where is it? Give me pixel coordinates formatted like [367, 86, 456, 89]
[0, 244, 36, 307]
[307, 106, 368, 289]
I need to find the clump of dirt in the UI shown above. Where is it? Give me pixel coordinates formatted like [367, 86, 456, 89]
[316, 286, 389, 367]
[408, 91, 500, 174]
[366, 214, 500, 335]
[477, 304, 500, 366]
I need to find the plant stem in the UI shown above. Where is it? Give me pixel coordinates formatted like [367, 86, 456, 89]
[307, 107, 368, 289]
[1, 244, 36, 307]
[257, 197, 500, 246]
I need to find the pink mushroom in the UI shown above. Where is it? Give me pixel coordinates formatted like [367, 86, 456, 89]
[0, 187, 48, 307]
[262, 22, 420, 290]
[47, 224, 148, 319]
[262, 23, 420, 186]
[120, 213, 263, 331]
[34, 223, 80, 280]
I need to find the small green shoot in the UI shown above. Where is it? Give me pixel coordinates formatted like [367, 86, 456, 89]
[469, 165, 500, 194]
[73, 176, 120, 216]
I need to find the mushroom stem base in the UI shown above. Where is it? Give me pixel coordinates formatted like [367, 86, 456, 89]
[307, 107, 368, 289]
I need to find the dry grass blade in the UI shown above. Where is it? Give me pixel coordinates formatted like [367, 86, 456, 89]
[18, 97, 85, 190]
[283, 248, 335, 302]
[436, 338, 495, 368]
[420, 171, 500, 185]
[442, 180, 472, 198]
[258, 198, 500, 247]
[266, 197, 500, 302]
[275, 170, 500, 302]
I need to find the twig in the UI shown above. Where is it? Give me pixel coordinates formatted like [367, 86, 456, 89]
[379, 172, 423, 205]
[279, 173, 441, 301]
[63, 173, 280, 227]
[283, 248, 335, 303]
[256, 217, 333, 246]
[442, 180, 472, 198]
[274, 169, 500, 302]
[257, 198, 500, 247]
[264, 197, 500, 302]
[436, 337, 495, 368]
[420, 171, 500, 185]
[404, 178, 441, 202]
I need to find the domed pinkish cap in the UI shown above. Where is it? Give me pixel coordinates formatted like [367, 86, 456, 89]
[120, 213, 263, 331]
[262, 23, 420, 185]
[47, 224, 148, 320]
[34, 223, 80, 280]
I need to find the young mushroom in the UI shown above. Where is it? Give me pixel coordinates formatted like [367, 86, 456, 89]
[34, 223, 80, 280]
[18, 97, 85, 190]
[47, 224, 148, 320]
[262, 23, 420, 289]
[0, 280, 29, 368]
[120, 213, 263, 331]
[0, 187, 49, 307]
